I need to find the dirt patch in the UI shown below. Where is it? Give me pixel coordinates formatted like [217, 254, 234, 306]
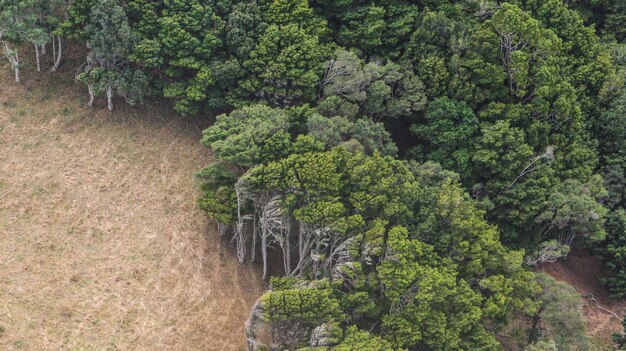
[539, 252, 626, 345]
[0, 68, 264, 350]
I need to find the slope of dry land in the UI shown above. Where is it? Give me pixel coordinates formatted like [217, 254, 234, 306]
[0, 69, 264, 350]
[540, 252, 626, 346]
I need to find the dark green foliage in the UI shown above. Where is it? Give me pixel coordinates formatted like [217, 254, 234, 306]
[599, 209, 626, 297]
[203, 111, 539, 348]
[410, 98, 478, 180]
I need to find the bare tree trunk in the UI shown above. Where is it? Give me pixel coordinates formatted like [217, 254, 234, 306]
[284, 229, 291, 275]
[35, 44, 41, 72]
[14, 50, 19, 83]
[51, 36, 62, 72]
[41, 43, 46, 55]
[51, 36, 56, 63]
[2, 41, 20, 82]
[106, 85, 113, 111]
[261, 227, 268, 280]
[88, 84, 95, 106]
[251, 213, 257, 262]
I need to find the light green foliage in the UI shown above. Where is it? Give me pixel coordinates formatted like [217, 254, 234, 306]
[536, 176, 608, 245]
[201, 105, 291, 168]
[532, 273, 590, 351]
[318, 49, 426, 121]
[261, 279, 343, 349]
[332, 326, 396, 351]
[415, 180, 540, 323]
[379, 226, 498, 350]
[525, 340, 558, 351]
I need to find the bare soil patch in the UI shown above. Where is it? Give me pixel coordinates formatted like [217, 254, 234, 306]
[0, 71, 264, 350]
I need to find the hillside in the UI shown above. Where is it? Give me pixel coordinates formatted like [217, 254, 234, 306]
[0, 70, 264, 350]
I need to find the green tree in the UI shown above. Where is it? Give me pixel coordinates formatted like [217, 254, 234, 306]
[0, 0, 45, 82]
[410, 98, 479, 180]
[378, 226, 498, 351]
[318, 49, 426, 121]
[200, 105, 291, 169]
[240, 0, 332, 106]
[530, 273, 590, 351]
[333, 326, 396, 351]
[76, 0, 147, 110]
[599, 209, 626, 297]
[472, 120, 553, 243]
[535, 176, 608, 246]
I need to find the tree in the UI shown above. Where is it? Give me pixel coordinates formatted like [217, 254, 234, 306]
[599, 209, 626, 297]
[526, 240, 570, 266]
[410, 98, 479, 181]
[378, 226, 499, 351]
[318, 49, 426, 121]
[306, 114, 397, 156]
[200, 105, 292, 169]
[530, 273, 590, 351]
[0, 0, 44, 82]
[472, 120, 553, 243]
[525, 340, 558, 351]
[596, 92, 626, 167]
[535, 176, 608, 246]
[76, 0, 147, 110]
[239, 0, 332, 107]
[337, 4, 386, 56]
[125, 0, 230, 115]
[333, 326, 395, 351]
[613, 316, 626, 350]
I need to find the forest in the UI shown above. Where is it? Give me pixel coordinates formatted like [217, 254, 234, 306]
[1, 0, 625, 350]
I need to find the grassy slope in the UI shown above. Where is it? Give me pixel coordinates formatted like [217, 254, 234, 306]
[0, 60, 264, 350]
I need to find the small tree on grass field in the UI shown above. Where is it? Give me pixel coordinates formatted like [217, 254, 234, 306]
[76, 0, 146, 110]
[0, 0, 40, 82]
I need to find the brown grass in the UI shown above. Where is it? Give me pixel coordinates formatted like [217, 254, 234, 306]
[0, 61, 264, 350]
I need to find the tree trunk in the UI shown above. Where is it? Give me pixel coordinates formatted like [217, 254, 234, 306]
[41, 43, 46, 55]
[51, 36, 62, 72]
[88, 84, 95, 106]
[35, 44, 41, 72]
[106, 85, 113, 111]
[14, 50, 19, 83]
[261, 227, 268, 280]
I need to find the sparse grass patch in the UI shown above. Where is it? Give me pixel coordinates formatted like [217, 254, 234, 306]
[0, 69, 264, 350]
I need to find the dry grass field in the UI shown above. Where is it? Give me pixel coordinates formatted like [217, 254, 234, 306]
[0, 67, 264, 350]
